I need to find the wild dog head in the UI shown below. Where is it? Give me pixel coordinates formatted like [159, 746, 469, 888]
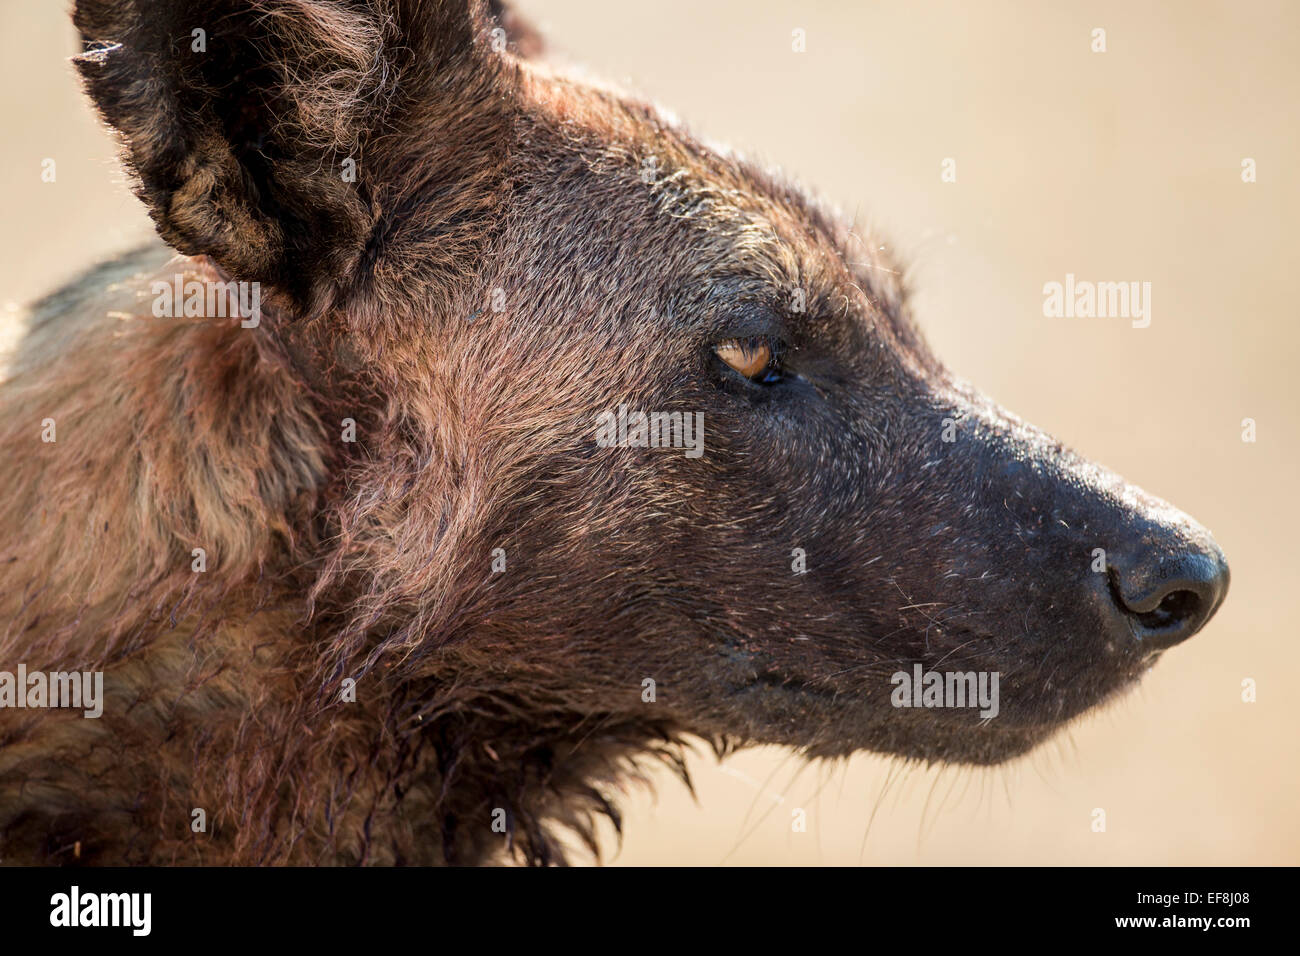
[73, 0, 1228, 857]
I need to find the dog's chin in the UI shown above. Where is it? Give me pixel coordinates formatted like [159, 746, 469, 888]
[908, 669, 1162, 765]
[781, 661, 1158, 766]
[788, 716, 1053, 765]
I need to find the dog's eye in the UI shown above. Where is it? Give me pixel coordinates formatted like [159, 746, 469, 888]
[714, 337, 784, 385]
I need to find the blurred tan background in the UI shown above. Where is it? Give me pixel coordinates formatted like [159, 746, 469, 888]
[2, 0, 1295, 864]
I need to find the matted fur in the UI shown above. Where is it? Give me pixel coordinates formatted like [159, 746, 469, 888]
[0, 0, 1227, 865]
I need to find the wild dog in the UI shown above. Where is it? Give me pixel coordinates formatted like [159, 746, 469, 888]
[0, 0, 1228, 865]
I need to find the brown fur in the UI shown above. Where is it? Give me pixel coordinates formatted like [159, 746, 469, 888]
[0, 1, 1227, 865]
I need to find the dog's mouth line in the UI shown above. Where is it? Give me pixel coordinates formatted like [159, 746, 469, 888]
[741, 653, 1156, 733]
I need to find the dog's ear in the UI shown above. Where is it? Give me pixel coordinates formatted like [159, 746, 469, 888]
[73, 0, 515, 315]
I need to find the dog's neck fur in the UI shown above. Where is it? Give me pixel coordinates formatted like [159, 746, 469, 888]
[0, 246, 694, 864]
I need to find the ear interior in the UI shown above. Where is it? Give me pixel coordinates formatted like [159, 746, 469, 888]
[73, 0, 515, 315]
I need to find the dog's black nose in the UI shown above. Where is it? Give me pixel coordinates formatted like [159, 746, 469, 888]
[1108, 539, 1230, 649]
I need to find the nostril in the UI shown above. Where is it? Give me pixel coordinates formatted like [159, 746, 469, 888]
[1132, 588, 1200, 632]
[1105, 544, 1229, 650]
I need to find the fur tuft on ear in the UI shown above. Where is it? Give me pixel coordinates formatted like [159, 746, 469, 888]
[73, 0, 515, 315]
